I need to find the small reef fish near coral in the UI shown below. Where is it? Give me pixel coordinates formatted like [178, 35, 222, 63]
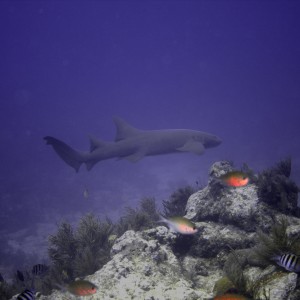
[16, 289, 35, 300]
[273, 253, 300, 273]
[67, 279, 97, 296]
[159, 216, 198, 234]
[218, 171, 249, 187]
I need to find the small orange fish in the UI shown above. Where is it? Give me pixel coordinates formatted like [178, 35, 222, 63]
[219, 171, 249, 187]
[214, 293, 248, 300]
[67, 279, 97, 296]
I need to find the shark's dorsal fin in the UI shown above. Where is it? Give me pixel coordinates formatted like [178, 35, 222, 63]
[88, 135, 106, 152]
[113, 116, 141, 141]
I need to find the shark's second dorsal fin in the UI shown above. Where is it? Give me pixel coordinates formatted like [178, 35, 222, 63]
[88, 135, 106, 152]
[113, 116, 141, 141]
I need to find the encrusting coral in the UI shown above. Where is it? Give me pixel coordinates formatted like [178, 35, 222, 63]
[7, 160, 300, 300]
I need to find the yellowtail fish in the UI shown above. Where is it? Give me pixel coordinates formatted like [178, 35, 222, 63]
[67, 279, 97, 296]
[159, 216, 198, 235]
[274, 253, 300, 272]
[218, 171, 249, 187]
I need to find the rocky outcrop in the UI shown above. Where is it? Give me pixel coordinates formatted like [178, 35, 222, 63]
[35, 228, 214, 300]
[186, 161, 279, 232]
[15, 161, 300, 300]
[244, 266, 298, 300]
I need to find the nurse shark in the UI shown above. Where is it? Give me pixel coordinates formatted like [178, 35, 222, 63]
[44, 117, 222, 172]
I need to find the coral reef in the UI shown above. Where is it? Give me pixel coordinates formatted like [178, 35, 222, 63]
[0, 281, 15, 300]
[162, 186, 195, 217]
[116, 197, 160, 235]
[212, 276, 236, 296]
[48, 214, 114, 280]
[244, 266, 298, 300]
[48, 221, 77, 280]
[185, 161, 261, 232]
[252, 217, 300, 266]
[8, 160, 300, 300]
[257, 158, 300, 216]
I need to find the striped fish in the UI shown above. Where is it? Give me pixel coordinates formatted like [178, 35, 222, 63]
[32, 264, 48, 276]
[275, 253, 300, 272]
[17, 289, 35, 300]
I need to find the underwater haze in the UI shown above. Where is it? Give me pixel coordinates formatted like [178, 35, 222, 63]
[0, 0, 300, 278]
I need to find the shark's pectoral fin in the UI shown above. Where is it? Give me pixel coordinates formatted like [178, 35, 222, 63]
[176, 140, 205, 155]
[120, 149, 147, 162]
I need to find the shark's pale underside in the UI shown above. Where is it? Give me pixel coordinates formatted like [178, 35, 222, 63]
[44, 117, 222, 172]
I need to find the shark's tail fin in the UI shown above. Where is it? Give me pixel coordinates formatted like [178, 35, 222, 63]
[44, 136, 85, 172]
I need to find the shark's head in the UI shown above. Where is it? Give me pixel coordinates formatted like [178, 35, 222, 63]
[193, 131, 222, 149]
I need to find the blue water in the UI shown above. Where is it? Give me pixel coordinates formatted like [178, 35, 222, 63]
[0, 0, 299, 278]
